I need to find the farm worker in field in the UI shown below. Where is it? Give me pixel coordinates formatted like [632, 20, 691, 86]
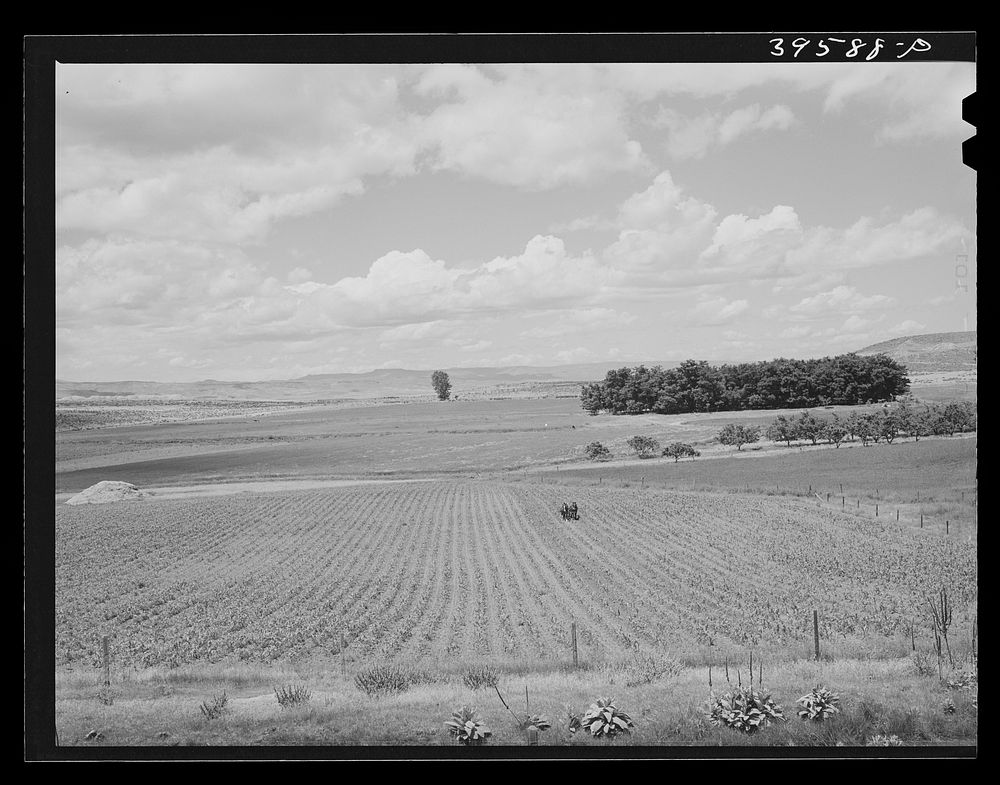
[569, 502, 578, 520]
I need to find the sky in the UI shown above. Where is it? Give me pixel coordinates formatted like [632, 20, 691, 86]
[54, 57, 977, 382]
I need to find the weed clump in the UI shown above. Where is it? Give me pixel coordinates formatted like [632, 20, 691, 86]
[462, 664, 501, 690]
[354, 664, 427, 697]
[274, 683, 311, 709]
[199, 691, 228, 719]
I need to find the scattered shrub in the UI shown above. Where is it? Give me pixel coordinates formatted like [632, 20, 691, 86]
[462, 664, 501, 690]
[626, 435, 660, 458]
[274, 683, 311, 709]
[662, 442, 700, 462]
[199, 691, 228, 719]
[354, 664, 425, 697]
[444, 706, 492, 745]
[942, 699, 957, 715]
[584, 442, 612, 461]
[911, 651, 936, 678]
[797, 686, 841, 722]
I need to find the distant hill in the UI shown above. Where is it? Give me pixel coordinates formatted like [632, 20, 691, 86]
[56, 361, 682, 401]
[856, 331, 977, 373]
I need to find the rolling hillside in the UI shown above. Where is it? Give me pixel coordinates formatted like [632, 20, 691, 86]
[857, 331, 977, 372]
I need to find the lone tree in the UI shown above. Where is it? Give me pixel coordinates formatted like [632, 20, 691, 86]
[584, 441, 612, 461]
[662, 442, 700, 462]
[717, 423, 761, 452]
[431, 370, 452, 401]
[626, 435, 661, 458]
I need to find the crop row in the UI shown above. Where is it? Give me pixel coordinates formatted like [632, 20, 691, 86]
[55, 481, 976, 670]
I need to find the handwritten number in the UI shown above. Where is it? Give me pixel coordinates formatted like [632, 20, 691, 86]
[769, 38, 784, 57]
[865, 38, 885, 61]
[846, 38, 864, 58]
[792, 38, 809, 58]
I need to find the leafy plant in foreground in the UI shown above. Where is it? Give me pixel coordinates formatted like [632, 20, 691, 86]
[796, 686, 841, 722]
[445, 706, 492, 745]
[578, 697, 635, 738]
[706, 652, 785, 735]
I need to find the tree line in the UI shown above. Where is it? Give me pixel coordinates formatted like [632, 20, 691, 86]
[583, 399, 975, 462]
[715, 400, 977, 452]
[580, 355, 910, 415]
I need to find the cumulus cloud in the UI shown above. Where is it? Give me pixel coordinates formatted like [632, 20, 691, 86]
[658, 104, 796, 159]
[600, 172, 971, 287]
[786, 286, 895, 319]
[688, 296, 750, 325]
[414, 64, 647, 189]
[888, 319, 926, 335]
[604, 171, 717, 272]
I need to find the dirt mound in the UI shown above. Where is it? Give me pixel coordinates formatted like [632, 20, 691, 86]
[65, 481, 147, 505]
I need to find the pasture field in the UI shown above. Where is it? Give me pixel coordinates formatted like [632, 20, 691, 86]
[55, 397, 943, 493]
[544, 437, 978, 538]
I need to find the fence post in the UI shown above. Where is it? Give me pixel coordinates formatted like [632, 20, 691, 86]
[842, 496, 845, 509]
[571, 622, 578, 668]
[876, 504, 879, 517]
[896, 509, 899, 521]
[920, 514, 924, 528]
[102, 635, 110, 688]
[340, 632, 347, 681]
[826, 493, 830, 502]
[813, 610, 821, 661]
[946, 520, 950, 535]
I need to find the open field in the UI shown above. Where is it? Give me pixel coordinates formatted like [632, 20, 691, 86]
[543, 437, 978, 539]
[50, 393, 978, 752]
[55, 396, 969, 492]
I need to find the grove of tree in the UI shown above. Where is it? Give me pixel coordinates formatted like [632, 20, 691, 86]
[580, 354, 910, 415]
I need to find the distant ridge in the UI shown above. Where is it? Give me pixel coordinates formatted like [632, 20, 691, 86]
[856, 331, 977, 372]
[56, 361, 682, 401]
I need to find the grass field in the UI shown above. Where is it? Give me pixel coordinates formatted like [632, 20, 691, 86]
[54, 656, 977, 749]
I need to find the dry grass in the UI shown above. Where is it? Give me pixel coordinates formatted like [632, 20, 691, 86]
[55, 654, 977, 750]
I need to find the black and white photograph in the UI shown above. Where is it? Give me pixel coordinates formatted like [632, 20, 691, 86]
[26, 32, 977, 760]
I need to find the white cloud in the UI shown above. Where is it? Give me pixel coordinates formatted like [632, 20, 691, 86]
[888, 319, 926, 335]
[604, 171, 717, 272]
[787, 286, 895, 319]
[601, 172, 970, 287]
[689, 296, 750, 325]
[414, 64, 647, 189]
[658, 104, 796, 159]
